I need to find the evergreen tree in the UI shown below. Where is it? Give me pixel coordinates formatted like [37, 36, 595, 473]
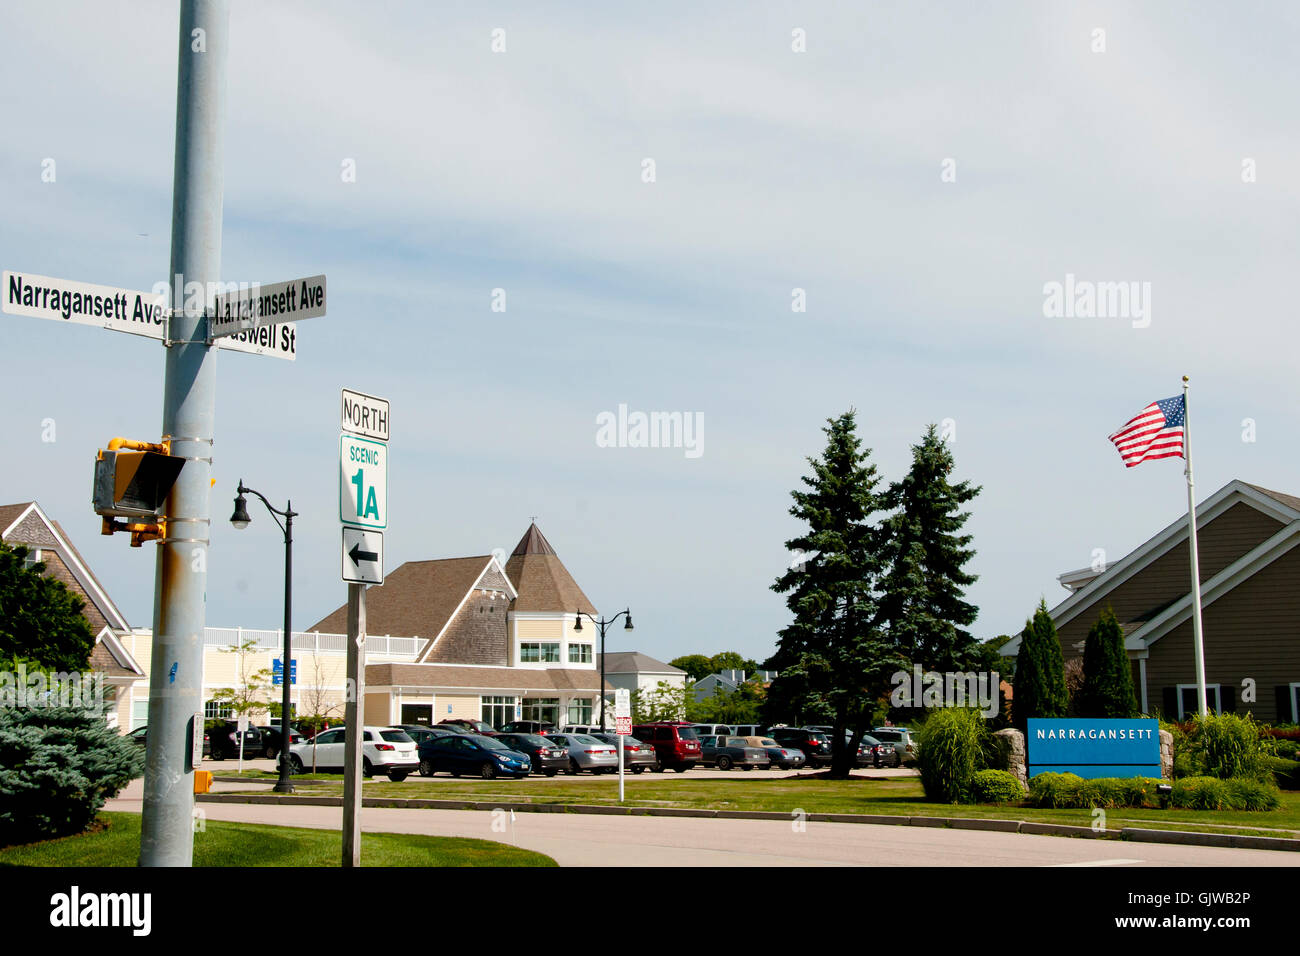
[1078, 607, 1138, 718]
[878, 425, 982, 673]
[767, 410, 901, 777]
[1012, 599, 1069, 729]
[668, 655, 713, 683]
[0, 542, 94, 672]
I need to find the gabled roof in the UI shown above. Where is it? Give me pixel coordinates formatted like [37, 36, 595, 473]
[599, 651, 684, 675]
[2, 500, 131, 632]
[307, 555, 511, 651]
[91, 626, 146, 679]
[1004, 479, 1300, 654]
[504, 523, 597, 614]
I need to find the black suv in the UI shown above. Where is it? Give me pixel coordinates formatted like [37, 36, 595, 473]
[206, 720, 263, 760]
[767, 727, 832, 766]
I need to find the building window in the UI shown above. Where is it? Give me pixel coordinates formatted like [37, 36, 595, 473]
[1176, 684, 1222, 719]
[22, 549, 42, 570]
[131, 698, 149, 730]
[521, 697, 560, 725]
[520, 642, 560, 663]
[481, 695, 515, 729]
[568, 643, 593, 664]
[566, 698, 592, 724]
[204, 699, 233, 720]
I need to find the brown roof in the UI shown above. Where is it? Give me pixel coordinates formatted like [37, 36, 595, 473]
[504, 523, 597, 614]
[1247, 484, 1300, 514]
[367, 662, 609, 692]
[307, 555, 491, 639]
[90, 639, 141, 679]
[0, 502, 34, 534]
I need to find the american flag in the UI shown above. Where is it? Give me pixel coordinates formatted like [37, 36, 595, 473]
[1109, 395, 1185, 467]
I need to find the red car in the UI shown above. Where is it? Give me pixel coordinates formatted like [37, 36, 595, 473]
[631, 721, 701, 772]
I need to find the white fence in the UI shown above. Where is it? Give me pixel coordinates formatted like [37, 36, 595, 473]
[203, 627, 427, 658]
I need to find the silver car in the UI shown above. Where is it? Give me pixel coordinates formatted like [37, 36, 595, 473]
[550, 733, 619, 774]
[592, 733, 658, 773]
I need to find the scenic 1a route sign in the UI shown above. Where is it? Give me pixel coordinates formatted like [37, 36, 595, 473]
[339, 434, 387, 530]
[341, 527, 384, 585]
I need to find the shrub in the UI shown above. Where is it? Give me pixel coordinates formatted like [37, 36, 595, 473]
[0, 706, 144, 847]
[1263, 756, 1300, 791]
[1182, 713, 1274, 782]
[916, 707, 989, 803]
[1029, 773, 1164, 809]
[970, 769, 1025, 803]
[1222, 778, 1282, 811]
[1171, 776, 1231, 810]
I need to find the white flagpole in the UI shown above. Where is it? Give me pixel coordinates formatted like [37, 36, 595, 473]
[1182, 376, 1209, 717]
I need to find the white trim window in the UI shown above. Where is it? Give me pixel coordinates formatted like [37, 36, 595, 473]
[204, 699, 234, 720]
[568, 643, 593, 664]
[520, 642, 560, 664]
[481, 695, 515, 729]
[1176, 684, 1222, 719]
[566, 697, 593, 724]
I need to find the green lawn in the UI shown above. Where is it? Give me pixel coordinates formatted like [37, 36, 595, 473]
[241, 774, 1300, 839]
[0, 812, 555, 867]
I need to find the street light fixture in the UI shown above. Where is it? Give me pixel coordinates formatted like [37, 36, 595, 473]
[573, 608, 633, 729]
[230, 479, 296, 794]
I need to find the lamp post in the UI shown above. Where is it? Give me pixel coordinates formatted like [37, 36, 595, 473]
[573, 608, 633, 729]
[230, 480, 296, 794]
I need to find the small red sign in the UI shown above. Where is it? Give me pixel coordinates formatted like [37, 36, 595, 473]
[615, 716, 632, 736]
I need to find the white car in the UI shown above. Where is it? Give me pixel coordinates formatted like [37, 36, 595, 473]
[289, 725, 419, 781]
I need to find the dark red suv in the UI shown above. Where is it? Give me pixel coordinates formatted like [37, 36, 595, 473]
[632, 721, 702, 772]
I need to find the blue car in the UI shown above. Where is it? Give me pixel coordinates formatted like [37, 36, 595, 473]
[417, 733, 532, 779]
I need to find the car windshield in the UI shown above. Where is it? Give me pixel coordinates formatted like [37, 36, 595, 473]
[572, 734, 602, 744]
[477, 736, 512, 751]
[861, 735, 881, 745]
[513, 734, 548, 747]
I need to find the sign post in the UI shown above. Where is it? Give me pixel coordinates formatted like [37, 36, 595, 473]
[339, 388, 389, 867]
[614, 688, 631, 803]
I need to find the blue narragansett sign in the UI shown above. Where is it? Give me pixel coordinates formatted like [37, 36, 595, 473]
[1026, 718, 1161, 779]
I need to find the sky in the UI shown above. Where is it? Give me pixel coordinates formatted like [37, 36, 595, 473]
[2, 2, 1297, 667]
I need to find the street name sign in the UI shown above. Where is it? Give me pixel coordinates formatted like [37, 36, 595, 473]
[339, 434, 387, 529]
[4, 271, 166, 339]
[342, 527, 384, 584]
[341, 389, 390, 442]
[210, 274, 326, 338]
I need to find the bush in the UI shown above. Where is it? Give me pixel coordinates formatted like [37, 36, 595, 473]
[1264, 756, 1300, 791]
[1170, 776, 1281, 811]
[916, 707, 989, 803]
[0, 706, 144, 847]
[1029, 773, 1164, 809]
[1181, 713, 1274, 782]
[970, 769, 1025, 803]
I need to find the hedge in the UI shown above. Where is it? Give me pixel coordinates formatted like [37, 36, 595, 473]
[1028, 772, 1280, 811]
[970, 769, 1025, 803]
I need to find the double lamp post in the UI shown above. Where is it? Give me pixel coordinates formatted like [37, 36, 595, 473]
[573, 608, 633, 729]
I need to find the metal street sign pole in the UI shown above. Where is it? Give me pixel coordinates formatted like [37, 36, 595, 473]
[139, 0, 229, 868]
[343, 582, 366, 867]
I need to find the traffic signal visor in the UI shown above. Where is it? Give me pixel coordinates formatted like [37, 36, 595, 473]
[93, 446, 185, 519]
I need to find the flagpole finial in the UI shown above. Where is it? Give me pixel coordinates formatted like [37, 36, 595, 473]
[1182, 375, 1189, 384]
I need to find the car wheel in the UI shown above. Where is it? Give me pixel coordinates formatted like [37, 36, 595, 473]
[631, 766, 645, 775]
[290, 754, 304, 773]
[544, 769, 558, 777]
[388, 770, 409, 782]
[567, 759, 580, 775]
[717, 755, 733, 771]
[210, 749, 224, 761]
[265, 745, 278, 761]
[481, 762, 497, 780]
[652, 764, 665, 773]
[362, 758, 373, 778]
[419, 759, 435, 777]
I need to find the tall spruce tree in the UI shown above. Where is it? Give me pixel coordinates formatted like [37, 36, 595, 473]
[767, 410, 900, 777]
[1078, 606, 1138, 718]
[878, 424, 982, 672]
[1012, 599, 1069, 729]
[0, 542, 94, 672]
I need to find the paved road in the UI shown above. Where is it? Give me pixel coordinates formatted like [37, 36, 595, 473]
[106, 780, 1297, 867]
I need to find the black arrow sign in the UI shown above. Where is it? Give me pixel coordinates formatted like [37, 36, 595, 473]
[348, 542, 379, 565]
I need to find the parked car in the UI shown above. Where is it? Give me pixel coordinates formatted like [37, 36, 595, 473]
[206, 720, 264, 760]
[560, 724, 608, 735]
[289, 726, 419, 780]
[632, 721, 702, 772]
[591, 733, 658, 773]
[860, 733, 901, 768]
[417, 733, 532, 779]
[740, 735, 805, 770]
[399, 723, 460, 746]
[494, 732, 569, 776]
[499, 720, 556, 736]
[549, 733, 619, 774]
[700, 735, 771, 770]
[257, 724, 305, 760]
[440, 718, 497, 735]
[871, 727, 916, 763]
[691, 723, 732, 737]
[767, 727, 832, 766]
[730, 724, 764, 737]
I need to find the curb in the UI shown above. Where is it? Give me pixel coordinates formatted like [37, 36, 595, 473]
[195, 793, 1300, 853]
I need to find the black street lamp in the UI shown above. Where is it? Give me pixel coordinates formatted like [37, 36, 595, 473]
[230, 480, 296, 794]
[573, 608, 633, 729]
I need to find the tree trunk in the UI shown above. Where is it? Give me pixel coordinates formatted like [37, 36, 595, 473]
[828, 719, 852, 777]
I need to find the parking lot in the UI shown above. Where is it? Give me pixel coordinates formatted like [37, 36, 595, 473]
[213, 756, 919, 783]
